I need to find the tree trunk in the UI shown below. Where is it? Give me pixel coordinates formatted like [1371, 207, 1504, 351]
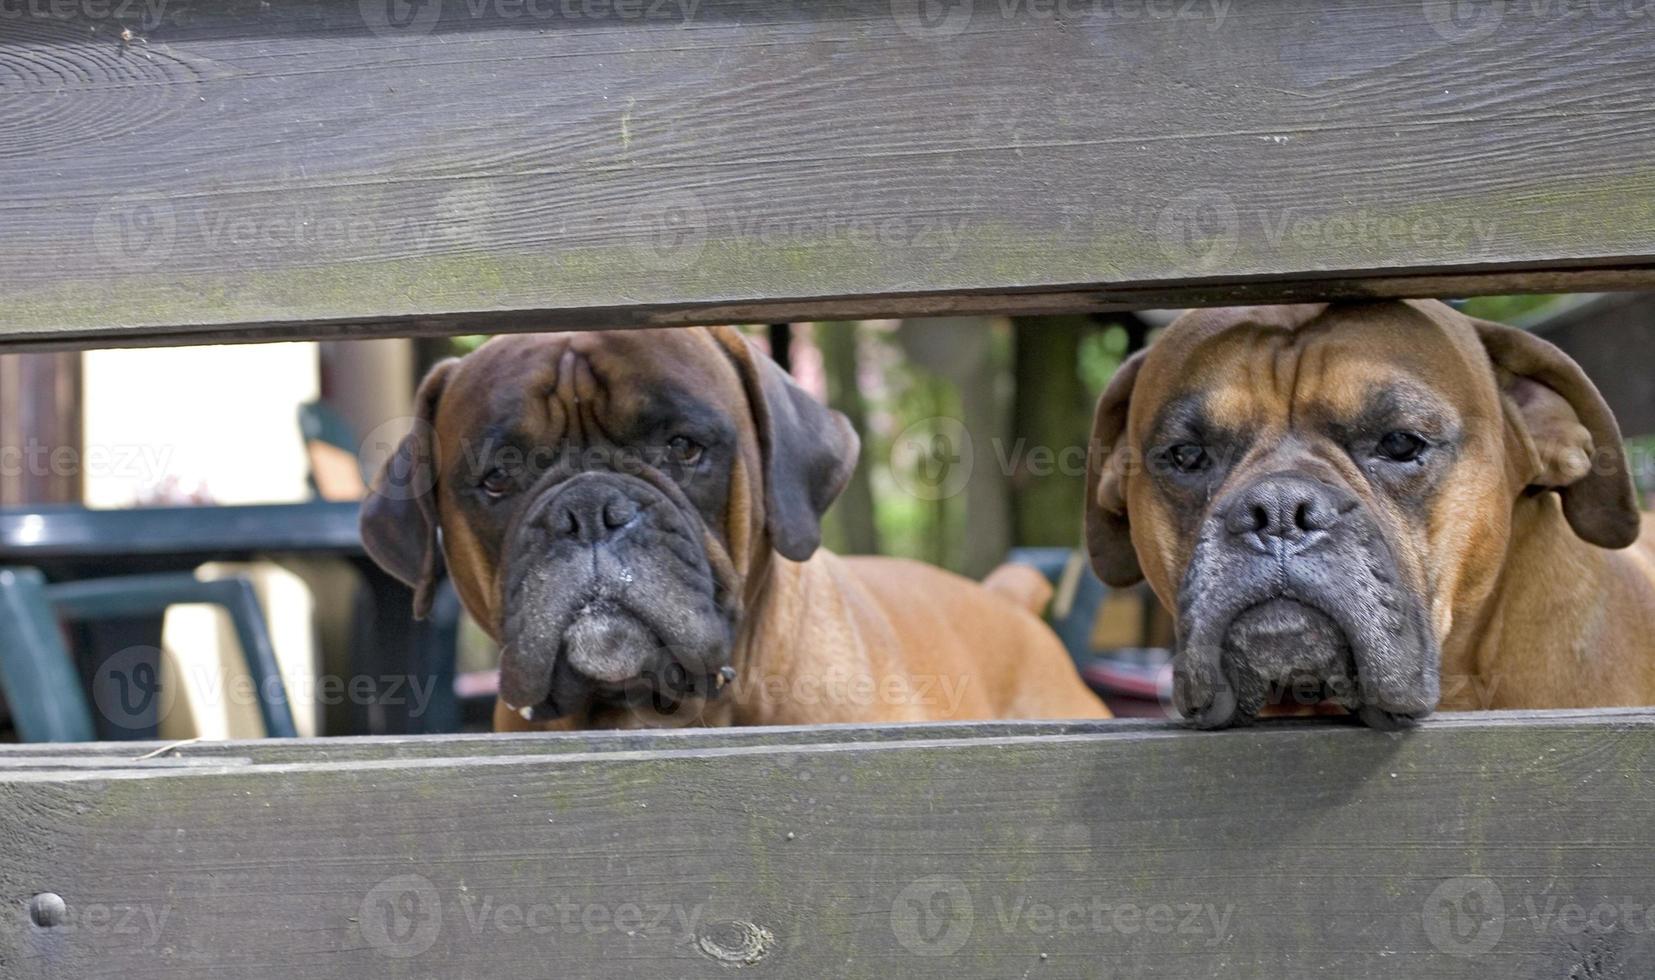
[0, 352, 82, 504]
[1010, 316, 1092, 548]
[816, 321, 879, 556]
[896, 317, 1012, 576]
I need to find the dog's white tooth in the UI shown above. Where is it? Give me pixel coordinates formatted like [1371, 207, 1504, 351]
[519, 705, 535, 721]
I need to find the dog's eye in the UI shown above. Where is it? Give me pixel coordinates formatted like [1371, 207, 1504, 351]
[668, 435, 704, 466]
[479, 466, 513, 498]
[1166, 443, 1210, 473]
[1376, 431, 1427, 463]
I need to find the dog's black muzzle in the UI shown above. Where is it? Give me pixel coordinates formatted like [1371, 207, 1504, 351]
[1173, 473, 1439, 730]
[497, 469, 733, 721]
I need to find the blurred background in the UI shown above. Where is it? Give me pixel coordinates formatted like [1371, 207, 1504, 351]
[3, 295, 1651, 741]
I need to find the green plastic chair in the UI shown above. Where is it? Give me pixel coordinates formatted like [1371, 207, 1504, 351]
[0, 567, 297, 741]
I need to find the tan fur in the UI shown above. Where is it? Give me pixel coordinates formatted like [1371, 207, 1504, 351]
[980, 562, 1057, 616]
[405, 327, 1108, 731]
[1444, 506, 1655, 709]
[1087, 299, 1655, 712]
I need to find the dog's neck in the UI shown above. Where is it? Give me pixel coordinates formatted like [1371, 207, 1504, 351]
[726, 548, 819, 727]
[725, 548, 880, 727]
[1441, 492, 1655, 710]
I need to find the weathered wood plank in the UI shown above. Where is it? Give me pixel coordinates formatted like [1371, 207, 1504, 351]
[2, 709, 1653, 978]
[4, 707, 1651, 765]
[3, 1, 1654, 348]
[0, 718, 1124, 765]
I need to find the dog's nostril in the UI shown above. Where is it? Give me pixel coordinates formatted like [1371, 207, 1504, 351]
[1226, 478, 1350, 544]
[1293, 500, 1313, 532]
[548, 488, 641, 543]
[602, 498, 637, 530]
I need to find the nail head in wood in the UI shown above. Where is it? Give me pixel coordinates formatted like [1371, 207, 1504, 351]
[29, 892, 66, 928]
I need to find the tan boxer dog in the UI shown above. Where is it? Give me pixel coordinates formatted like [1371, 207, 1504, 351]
[362, 327, 1107, 731]
[1085, 299, 1655, 730]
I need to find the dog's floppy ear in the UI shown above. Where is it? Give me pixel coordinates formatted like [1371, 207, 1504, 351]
[713, 328, 859, 561]
[1472, 317, 1639, 549]
[1085, 351, 1147, 587]
[360, 358, 458, 618]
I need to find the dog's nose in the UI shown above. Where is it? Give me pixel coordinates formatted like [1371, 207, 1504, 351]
[547, 485, 640, 545]
[1223, 475, 1347, 550]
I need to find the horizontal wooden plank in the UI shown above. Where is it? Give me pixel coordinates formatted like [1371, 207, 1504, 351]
[0, 718, 1124, 766]
[3, 1, 1655, 348]
[3, 708, 1653, 977]
[3, 707, 1650, 766]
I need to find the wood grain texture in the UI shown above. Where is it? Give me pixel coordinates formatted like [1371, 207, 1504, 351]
[2, 708, 1653, 978]
[2, 0, 1654, 348]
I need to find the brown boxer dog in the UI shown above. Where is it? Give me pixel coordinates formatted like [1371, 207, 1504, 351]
[1085, 299, 1655, 730]
[362, 327, 1107, 731]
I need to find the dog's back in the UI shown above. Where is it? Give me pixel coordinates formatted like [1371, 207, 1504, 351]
[834, 554, 1110, 721]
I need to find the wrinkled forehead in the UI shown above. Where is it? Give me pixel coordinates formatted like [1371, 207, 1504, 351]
[437, 328, 750, 440]
[1132, 303, 1492, 437]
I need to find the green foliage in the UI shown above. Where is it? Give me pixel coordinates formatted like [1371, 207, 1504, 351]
[1628, 435, 1655, 509]
[866, 352, 969, 569]
[1457, 294, 1561, 323]
[1078, 323, 1129, 396]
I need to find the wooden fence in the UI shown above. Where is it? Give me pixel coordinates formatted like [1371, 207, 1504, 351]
[3, 711, 1655, 980]
[4, 0, 1655, 349]
[3, 0, 1655, 976]
[4, 710, 1655, 977]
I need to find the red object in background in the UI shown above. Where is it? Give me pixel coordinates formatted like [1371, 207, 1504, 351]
[1081, 649, 1174, 719]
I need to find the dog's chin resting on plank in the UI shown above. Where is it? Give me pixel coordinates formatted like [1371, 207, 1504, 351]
[362, 327, 1108, 731]
[1085, 299, 1655, 730]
